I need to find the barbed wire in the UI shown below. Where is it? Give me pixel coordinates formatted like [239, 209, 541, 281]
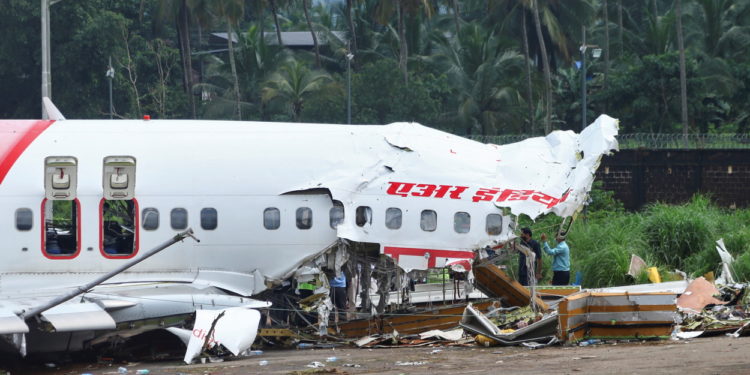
[467, 133, 750, 150]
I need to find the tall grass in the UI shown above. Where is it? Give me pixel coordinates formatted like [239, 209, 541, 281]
[525, 193, 750, 288]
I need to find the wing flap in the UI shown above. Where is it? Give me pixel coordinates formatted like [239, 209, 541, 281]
[0, 308, 29, 334]
[41, 302, 116, 332]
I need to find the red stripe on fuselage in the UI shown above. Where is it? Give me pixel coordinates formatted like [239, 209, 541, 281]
[383, 246, 475, 268]
[0, 120, 55, 184]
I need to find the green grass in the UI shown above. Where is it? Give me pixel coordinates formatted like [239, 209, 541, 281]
[522, 193, 750, 288]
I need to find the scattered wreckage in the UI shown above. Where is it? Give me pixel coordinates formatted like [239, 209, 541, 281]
[1, 113, 620, 363]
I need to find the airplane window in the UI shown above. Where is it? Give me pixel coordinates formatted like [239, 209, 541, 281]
[486, 214, 503, 235]
[421, 210, 437, 232]
[142, 207, 159, 230]
[330, 201, 344, 229]
[454, 212, 471, 234]
[102, 199, 137, 256]
[171, 208, 188, 230]
[355, 206, 372, 227]
[296, 207, 313, 230]
[201, 208, 218, 230]
[385, 207, 402, 229]
[43, 199, 78, 256]
[15, 208, 33, 231]
[264, 207, 280, 230]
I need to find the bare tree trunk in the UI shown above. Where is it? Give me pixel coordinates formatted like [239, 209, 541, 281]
[177, 0, 196, 118]
[676, 0, 689, 147]
[521, 11, 535, 135]
[532, 0, 552, 134]
[451, 0, 461, 37]
[303, 0, 321, 68]
[397, 0, 408, 84]
[346, 0, 358, 53]
[603, 0, 610, 111]
[617, 0, 623, 56]
[652, 0, 658, 17]
[227, 22, 242, 120]
[120, 28, 141, 117]
[270, 0, 283, 46]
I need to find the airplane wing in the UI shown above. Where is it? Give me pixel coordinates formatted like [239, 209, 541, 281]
[0, 281, 270, 359]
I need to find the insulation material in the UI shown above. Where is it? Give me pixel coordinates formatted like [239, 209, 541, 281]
[676, 277, 727, 314]
[558, 291, 678, 342]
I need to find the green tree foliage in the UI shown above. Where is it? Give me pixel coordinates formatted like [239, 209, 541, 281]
[350, 59, 449, 125]
[2, 0, 750, 135]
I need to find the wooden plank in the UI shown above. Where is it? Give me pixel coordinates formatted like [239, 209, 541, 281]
[473, 263, 548, 310]
[336, 301, 494, 338]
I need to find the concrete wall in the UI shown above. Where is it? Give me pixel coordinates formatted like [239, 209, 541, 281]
[596, 150, 750, 210]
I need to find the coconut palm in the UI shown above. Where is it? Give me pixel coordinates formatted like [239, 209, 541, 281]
[675, 0, 688, 144]
[434, 24, 525, 135]
[156, 0, 197, 118]
[262, 61, 332, 121]
[210, 0, 244, 119]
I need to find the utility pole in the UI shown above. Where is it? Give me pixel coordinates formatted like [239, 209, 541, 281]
[41, 0, 65, 119]
[106, 56, 115, 119]
[581, 26, 587, 132]
[41, 0, 51, 119]
[346, 47, 354, 124]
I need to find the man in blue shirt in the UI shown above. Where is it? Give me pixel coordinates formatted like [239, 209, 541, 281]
[541, 232, 570, 285]
[330, 273, 348, 312]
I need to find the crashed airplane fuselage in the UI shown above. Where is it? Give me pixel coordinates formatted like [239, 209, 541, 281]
[0, 114, 618, 357]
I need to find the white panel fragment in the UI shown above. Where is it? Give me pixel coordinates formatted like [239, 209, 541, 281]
[183, 307, 261, 364]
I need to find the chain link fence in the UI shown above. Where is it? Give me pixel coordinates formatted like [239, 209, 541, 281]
[467, 133, 750, 149]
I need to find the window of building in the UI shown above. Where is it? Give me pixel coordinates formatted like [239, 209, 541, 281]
[15, 208, 33, 231]
[420, 210, 437, 232]
[454, 212, 471, 233]
[42, 199, 79, 257]
[142, 207, 159, 230]
[330, 201, 344, 229]
[355, 206, 372, 227]
[170, 208, 188, 230]
[201, 208, 218, 230]
[264, 207, 280, 230]
[486, 214, 503, 235]
[296, 207, 313, 229]
[385, 207, 402, 229]
[102, 199, 137, 256]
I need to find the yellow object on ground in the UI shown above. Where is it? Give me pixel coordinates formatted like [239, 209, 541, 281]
[475, 334, 500, 347]
[647, 267, 661, 283]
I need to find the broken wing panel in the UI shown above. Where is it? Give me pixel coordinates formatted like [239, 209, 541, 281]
[183, 307, 261, 364]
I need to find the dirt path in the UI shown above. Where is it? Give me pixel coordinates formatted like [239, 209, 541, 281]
[11, 336, 750, 375]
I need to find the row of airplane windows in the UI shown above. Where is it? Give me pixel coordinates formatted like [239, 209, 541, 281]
[14, 200, 504, 258]
[16, 205, 503, 235]
[16, 203, 504, 236]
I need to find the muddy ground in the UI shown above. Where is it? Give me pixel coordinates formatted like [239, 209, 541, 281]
[8, 335, 750, 375]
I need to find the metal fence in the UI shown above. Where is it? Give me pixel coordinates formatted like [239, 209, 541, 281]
[467, 133, 750, 149]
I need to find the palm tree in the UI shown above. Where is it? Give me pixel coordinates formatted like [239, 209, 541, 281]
[270, 0, 284, 45]
[212, 0, 244, 119]
[374, 0, 433, 84]
[156, 0, 197, 118]
[531, 0, 553, 134]
[262, 61, 332, 121]
[435, 24, 525, 135]
[675, 0, 688, 145]
[301, 0, 321, 68]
